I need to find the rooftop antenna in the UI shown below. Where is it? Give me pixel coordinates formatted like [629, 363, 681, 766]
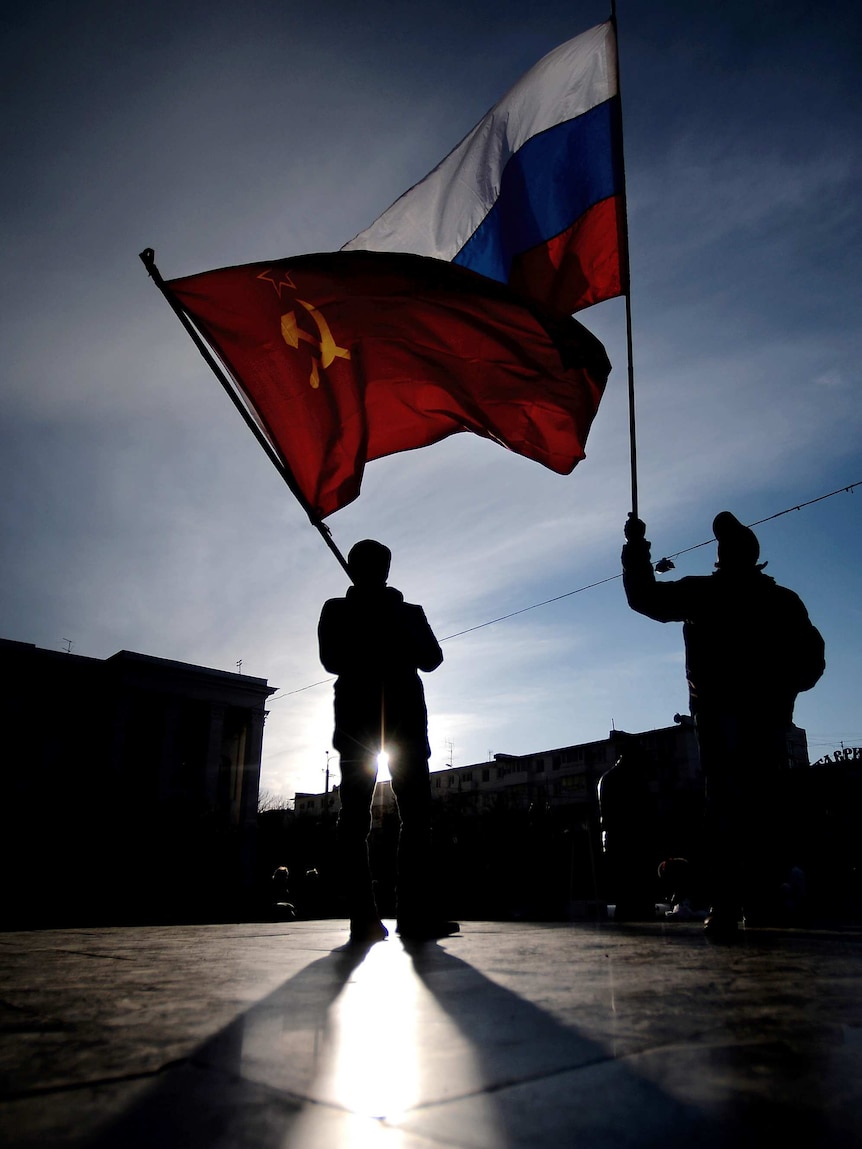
[236, 659, 243, 674]
[61, 638, 74, 654]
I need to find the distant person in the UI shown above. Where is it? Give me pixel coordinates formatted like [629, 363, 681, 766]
[622, 511, 825, 937]
[658, 857, 707, 921]
[271, 866, 296, 920]
[597, 734, 658, 921]
[318, 539, 457, 945]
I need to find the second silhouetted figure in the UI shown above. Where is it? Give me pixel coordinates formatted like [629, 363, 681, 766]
[318, 539, 457, 945]
[622, 512, 825, 937]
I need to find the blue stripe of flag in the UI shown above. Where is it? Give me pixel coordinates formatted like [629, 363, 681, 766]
[453, 97, 623, 283]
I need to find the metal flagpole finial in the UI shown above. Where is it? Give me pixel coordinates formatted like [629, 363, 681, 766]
[140, 248, 158, 277]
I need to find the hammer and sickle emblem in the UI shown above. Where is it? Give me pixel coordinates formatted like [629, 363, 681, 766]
[280, 300, 350, 389]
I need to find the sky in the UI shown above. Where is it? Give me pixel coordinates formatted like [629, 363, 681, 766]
[2, 0, 860, 801]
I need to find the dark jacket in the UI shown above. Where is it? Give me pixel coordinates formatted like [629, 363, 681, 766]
[622, 537, 825, 724]
[318, 584, 443, 757]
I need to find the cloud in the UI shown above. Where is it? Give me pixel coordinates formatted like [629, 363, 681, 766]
[2, 0, 859, 801]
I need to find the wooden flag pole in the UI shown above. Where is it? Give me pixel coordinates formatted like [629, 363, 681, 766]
[610, 1, 639, 520]
[139, 248, 352, 579]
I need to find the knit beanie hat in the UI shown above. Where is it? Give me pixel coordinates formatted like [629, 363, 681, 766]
[712, 512, 761, 568]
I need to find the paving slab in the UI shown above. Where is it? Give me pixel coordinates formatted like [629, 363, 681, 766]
[1, 920, 860, 1147]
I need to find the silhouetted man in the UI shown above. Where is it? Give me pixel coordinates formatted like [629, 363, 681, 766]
[597, 734, 658, 921]
[318, 539, 457, 945]
[622, 512, 825, 936]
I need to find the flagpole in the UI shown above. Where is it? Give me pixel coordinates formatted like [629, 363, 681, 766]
[610, 1, 639, 521]
[139, 248, 352, 579]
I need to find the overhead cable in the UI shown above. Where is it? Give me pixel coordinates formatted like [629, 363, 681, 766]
[268, 479, 859, 701]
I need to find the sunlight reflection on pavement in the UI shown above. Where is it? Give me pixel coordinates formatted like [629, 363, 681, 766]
[277, 932, 500, 1148]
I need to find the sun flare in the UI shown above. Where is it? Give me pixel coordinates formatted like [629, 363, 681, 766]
[376, 750, 391, 782]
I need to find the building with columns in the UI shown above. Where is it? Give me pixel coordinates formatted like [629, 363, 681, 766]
[0, 638, 275, 926]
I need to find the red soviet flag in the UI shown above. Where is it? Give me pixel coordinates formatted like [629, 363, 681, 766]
[168, 250, 611, 518]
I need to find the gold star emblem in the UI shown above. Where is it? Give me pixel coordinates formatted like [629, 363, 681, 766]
[257, 268, 297, 299]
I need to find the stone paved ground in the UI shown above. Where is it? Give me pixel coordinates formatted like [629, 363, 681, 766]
[1, 919, 861, 1147]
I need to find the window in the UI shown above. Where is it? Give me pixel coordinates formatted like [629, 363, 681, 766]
[561, 774, 585, 793]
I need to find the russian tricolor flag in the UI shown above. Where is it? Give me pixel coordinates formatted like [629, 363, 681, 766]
[159, 24, 623, 521]
[343, 21, 625, 317]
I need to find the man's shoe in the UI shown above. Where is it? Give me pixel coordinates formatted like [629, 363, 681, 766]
[349, 918, 389, 946]
[397, 919, 460, 941]
[703, 909, 740, 940]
